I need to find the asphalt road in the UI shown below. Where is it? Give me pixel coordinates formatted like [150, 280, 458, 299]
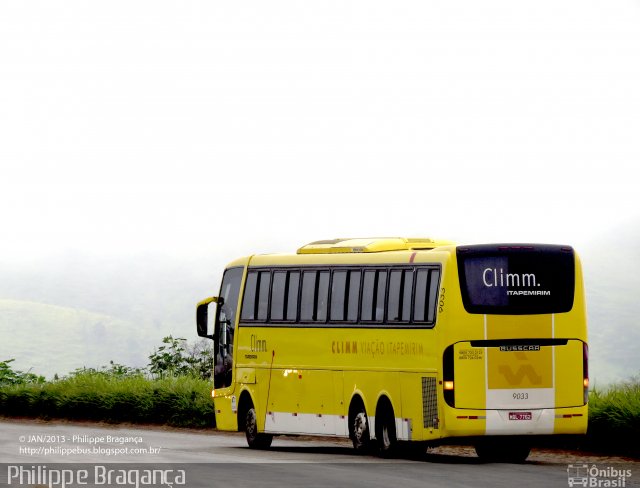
[0, 419, 637, 487]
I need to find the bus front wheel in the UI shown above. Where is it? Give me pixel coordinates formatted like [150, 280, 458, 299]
[349, 402, 372, 452]
[245, 406, 273, 449]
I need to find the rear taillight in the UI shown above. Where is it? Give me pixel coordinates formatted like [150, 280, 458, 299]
[583, 342, 589, 404]
[443, 345, 455, 407]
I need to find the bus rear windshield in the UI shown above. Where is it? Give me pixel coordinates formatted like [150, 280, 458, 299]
[457, 245, 575, 315]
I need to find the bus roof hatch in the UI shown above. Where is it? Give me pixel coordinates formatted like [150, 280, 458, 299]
[297, 237, 454, 254]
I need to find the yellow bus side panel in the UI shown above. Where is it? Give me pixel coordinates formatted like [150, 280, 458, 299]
[213, 395, 237, 431]
[453, 343, 486, 410]
[554, 340, 585, 409]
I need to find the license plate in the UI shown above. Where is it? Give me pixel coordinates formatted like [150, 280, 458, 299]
[509, 412, 532, 421]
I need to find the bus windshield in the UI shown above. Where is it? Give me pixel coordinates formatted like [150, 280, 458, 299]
[457, 245, 575, 315]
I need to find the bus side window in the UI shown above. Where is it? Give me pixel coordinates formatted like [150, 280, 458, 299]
[388, 269, 412, 322]
[427, 269, 440, 323]
[389, 271, 401, 320]
[375, 270, 387, 321]
[286, 271, 300, 321]
[361, 269, 386, 322]
[256, 271, 270, 322]
[301, 271, 316, 321]
[347, 270, 361, 322]
[300, 270, 329, 322]
[413, 268, 430, 322]
[361, 271, 375, 321]
[330, 271, 347, 321]
[240, 270, 271, 322]
[241, 271, 258, 320]
[402, 270, 414, 321]
[413, 268, 440, 325]
[329, 269, 362, 323]
[316, 270, 330, 322]
[270, 271, 287, 321]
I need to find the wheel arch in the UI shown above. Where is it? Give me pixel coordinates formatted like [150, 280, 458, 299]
[348, 391, 370, 438]
[236, 389, 255, 432]
[374, 393, 396, 424]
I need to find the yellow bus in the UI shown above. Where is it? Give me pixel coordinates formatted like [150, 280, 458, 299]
[197, 238, 588, 462]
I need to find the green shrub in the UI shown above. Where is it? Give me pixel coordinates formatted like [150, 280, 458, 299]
[587, 378, 640, 456]
[0, 337, 215, 428]
[0, 371, 214, 428]
[148, 336, 213, 380]
[0, 359, 45, 386]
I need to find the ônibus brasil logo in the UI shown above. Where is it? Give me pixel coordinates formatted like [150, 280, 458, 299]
[567, 464, 632, 487]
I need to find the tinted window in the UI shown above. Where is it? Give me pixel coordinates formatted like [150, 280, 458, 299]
[219, 267, 243, 330]
[241, 271, 258, 320]
[270, 271, 286, 321]
[257, 271, 270, 321]
[214, 267, 243, 388]
[361, 271, 374, 321]
[414, 269, 430, 322]
[361, 269, 386, 322]
[286, 271, 300, 320]
[388, 270, 402, 320]
[375, 271, 387, 321]
[300, 271, 316, 321]
[402, 270, 413, 320]
[331, 271, 347, 321]
[457, 245, 575, 315]
[347, 270, 361, 322]
[388, 269, 413, 322]
[243, 265, 439, 326]
[317, 271, 330, 322]
[428, 269, 440, 322]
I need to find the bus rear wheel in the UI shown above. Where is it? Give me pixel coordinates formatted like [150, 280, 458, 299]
[375, 403, 397, 457]
[474, 440, 530, 463]
[245, 406, 273, 449]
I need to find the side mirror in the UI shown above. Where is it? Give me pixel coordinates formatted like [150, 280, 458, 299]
[196, 296, 223, 339]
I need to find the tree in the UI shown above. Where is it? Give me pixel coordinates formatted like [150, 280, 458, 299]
[148, 336, 213, 380]
[0, 359, 45, 386]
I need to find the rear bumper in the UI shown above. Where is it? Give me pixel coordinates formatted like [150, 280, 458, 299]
[441, 405, 588, 438]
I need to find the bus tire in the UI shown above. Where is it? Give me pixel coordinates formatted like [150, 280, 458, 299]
[349, 400, 372, 452]
[375, 400, 397, 457]
[474, 440, 530, 463]
[245, 406, 273, 450]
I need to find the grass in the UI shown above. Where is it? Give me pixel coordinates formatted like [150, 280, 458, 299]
[586, 378, 640, 456]
[0, 371, 215, 428]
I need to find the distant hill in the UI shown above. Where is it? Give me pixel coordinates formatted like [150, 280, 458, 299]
[0, 299, 147, 376]
[0, 254, 224, 378]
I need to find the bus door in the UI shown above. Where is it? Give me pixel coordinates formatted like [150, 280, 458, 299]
[213, 267, 243, 389]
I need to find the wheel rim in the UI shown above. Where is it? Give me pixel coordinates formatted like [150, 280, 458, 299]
[246, 409, 257, 439]
[381, 422, 390, 448]
[354, 412, 367, 443]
